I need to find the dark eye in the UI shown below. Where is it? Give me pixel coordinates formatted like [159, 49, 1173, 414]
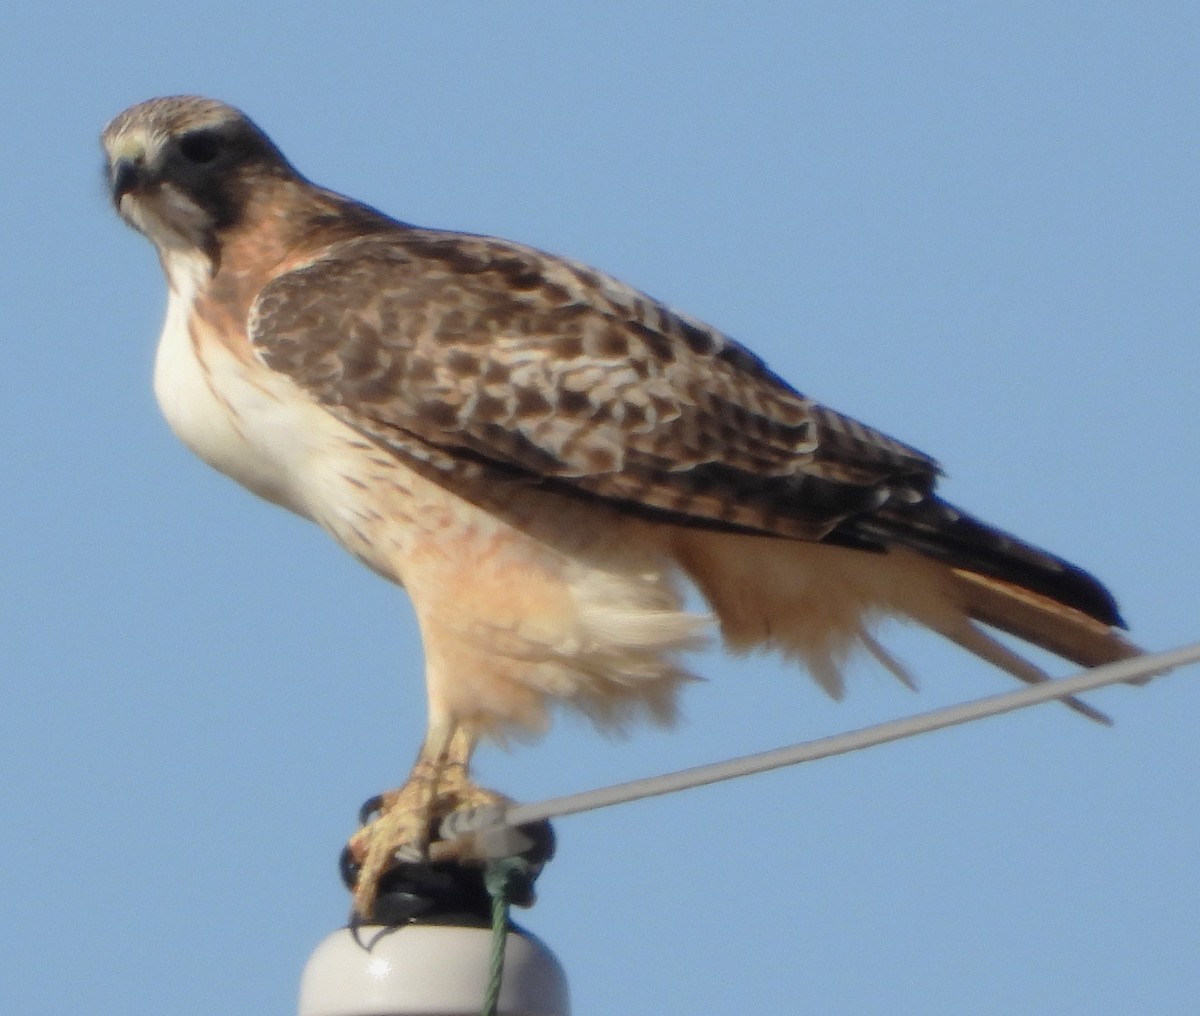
[178, 130, 222, 164]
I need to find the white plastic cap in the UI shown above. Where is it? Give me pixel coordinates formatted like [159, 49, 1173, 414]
[298, 924, 570, 1016]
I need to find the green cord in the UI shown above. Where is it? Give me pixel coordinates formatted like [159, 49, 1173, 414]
[482, 857, 532, 1016]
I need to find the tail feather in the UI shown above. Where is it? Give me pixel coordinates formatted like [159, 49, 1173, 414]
[951, 569, 1141, 669]
[846, 497, 1148, 717]
[860, 628, 919, 691]
[847, 499, 1126, 627]
[672, 524, 1145, 721]
[923, 596, 1117, 725]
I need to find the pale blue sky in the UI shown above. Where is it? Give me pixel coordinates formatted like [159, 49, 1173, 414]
[2, 5, 1198, 1014]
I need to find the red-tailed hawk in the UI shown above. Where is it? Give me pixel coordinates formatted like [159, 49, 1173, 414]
[103, 96, 1137, 916]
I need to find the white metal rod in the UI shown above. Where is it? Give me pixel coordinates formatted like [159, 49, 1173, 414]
[504, 641, 1200, 828]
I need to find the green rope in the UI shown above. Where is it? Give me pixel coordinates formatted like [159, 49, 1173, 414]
[481, 857, 532, 1016]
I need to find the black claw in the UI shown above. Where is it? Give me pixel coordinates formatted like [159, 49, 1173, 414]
[357, 794, 385, 826]
[338, 845, 360, 891]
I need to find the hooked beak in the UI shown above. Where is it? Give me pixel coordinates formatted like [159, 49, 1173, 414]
[109, 156, 146, 204]
[105, 131, 160, 207]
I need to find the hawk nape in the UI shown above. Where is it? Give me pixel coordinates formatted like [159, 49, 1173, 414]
[103, 96, 1139, 918]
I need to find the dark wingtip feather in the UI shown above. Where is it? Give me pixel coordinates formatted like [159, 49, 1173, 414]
[844, 498, 1125, 628]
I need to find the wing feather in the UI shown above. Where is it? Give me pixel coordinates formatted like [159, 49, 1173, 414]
[249, 229, 938, 541]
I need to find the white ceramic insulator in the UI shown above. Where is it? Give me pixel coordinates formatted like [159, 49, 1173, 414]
[298, 924, 570, 1016]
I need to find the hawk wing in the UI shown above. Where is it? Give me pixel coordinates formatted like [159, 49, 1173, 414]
[249, 227, 1121, 628]
[249, 229, 939, 544]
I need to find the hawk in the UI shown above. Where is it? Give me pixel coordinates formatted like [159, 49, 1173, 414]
[103, 96, 1137, 916]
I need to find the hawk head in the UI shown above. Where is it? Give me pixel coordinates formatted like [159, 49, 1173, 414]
[102, 96, 296, 257]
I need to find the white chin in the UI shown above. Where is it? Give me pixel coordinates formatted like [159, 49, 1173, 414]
[121, 188, 212, 252]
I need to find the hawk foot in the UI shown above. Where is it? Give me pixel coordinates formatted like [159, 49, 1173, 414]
[345, 772, 511, 919]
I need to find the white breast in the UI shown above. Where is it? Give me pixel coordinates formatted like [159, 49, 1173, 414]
[151, 255, 336, 521]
